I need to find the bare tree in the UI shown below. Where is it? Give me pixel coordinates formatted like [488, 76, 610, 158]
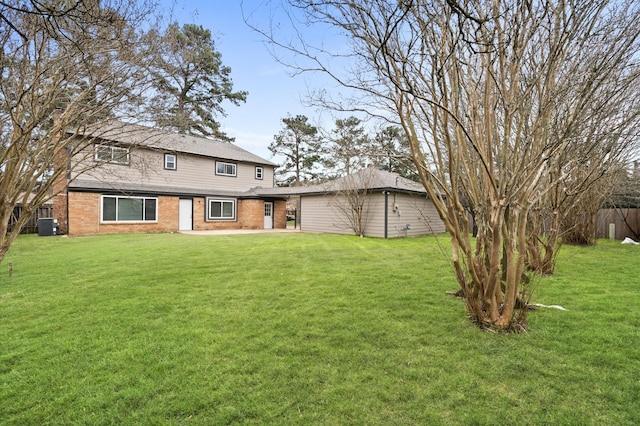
[0, 0, 157, 264]
[328, 166, 378, 237]
[257, 0, 640, 331]
[527, 80, 638, 272]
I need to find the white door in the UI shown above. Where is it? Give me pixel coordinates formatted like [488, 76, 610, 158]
[263, 202, 273, 229]
[179, 199, 193, 231]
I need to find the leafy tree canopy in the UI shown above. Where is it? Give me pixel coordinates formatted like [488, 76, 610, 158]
[325, 116, 370, 177]
[145, 22, 247, 141]
[269, 115, 324, 185]
[372, 126, 418, 182]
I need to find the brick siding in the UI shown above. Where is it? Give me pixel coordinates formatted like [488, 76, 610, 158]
[239, 199, 265, 229]
[67, 192, 286, 236]
[274, 200, 287, 228]
[68, 192, 179, 235]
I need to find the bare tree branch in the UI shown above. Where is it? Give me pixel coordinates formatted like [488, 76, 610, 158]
[257, 0, 640, 331]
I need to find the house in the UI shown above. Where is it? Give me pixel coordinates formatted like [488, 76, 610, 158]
[276, 167, 446, 238]
[52, 122, 287, 236]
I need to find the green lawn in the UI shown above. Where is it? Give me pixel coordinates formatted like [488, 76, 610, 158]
[1, 233, 638, 425]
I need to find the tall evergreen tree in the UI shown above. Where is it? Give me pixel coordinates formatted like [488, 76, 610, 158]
[269, 115, 323, 185]
[146, 23, 247, 141]
[325, 116, 369, 177]
[372, 126, 418, 181]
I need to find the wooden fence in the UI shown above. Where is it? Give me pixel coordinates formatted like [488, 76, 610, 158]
[596, 208, 640, 241]
[8, 204, 54, 234]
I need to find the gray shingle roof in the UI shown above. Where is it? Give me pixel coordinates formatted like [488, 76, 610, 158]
[72, 121, 275, 166]
[69, 168, 425, 200]
[252, 168, 427, 197]
[69, 179, 288, 199]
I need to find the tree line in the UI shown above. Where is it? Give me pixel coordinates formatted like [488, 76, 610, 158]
[269, 114, 419, 185]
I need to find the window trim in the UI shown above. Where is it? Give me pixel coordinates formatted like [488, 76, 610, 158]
[100, 195, 158, 223]
[95, 144, 130, 165]
[215, 161, 237, 177]
[255, 166, 264, 180]
[207, 198, 236, 221]
[164, 153, 177, 170]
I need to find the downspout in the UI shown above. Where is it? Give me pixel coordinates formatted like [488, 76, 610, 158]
[384, 191, 389, 239]
[64, 147, 71, 235]
[64, 186, 69, 235]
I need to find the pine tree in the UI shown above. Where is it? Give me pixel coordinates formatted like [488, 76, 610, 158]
[146, 23, 247, 141]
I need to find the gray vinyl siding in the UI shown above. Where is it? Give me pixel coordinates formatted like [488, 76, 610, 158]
[358, 193, 386, 237]
[73, 147, 273, 193]
[300, 191, 445, 238]
[300, 195, 353, 235]
[385, 192, 446, 237]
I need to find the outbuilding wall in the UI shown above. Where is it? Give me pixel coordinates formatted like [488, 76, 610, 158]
[299, 191, 445, 238]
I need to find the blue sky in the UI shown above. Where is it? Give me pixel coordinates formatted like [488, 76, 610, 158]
[159, 0, 339, 162]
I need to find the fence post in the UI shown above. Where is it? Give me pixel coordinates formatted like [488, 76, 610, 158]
[609, 223, 616, 240]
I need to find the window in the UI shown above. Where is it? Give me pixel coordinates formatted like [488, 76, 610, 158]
[216, 161, 236, 176]
[207, 198, 236, 220]
[95, 145, 130, 165]
[255, 166, 264, 180]
[164, 153, 177, 170]
[101, 196, 157, 222]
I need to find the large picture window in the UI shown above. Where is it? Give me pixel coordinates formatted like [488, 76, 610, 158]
[216, 161, 237, 176]
[95, 145, 130, 165]
[102, 196, 157, 222]
[207, 198, 236, 220]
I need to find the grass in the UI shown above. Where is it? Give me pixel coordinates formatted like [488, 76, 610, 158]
[0, 233, 638, 425]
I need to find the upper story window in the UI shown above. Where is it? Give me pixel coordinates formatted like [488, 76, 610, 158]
[216, 161, 237, 177]
[255, 166, 264, 180]
[164, 153, 177, 170]
[95, 144, 130, 165]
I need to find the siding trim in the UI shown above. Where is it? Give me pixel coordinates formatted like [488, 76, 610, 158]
[384, 191, 389, 239]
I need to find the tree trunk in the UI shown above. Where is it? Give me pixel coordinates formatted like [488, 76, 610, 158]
[526, 212, 560, 275]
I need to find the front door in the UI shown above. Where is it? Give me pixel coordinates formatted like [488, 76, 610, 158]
[179, 199, 193, 231]
[263, 202, 273, 229]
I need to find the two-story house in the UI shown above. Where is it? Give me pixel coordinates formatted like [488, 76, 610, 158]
[53, 122, 287, 236]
